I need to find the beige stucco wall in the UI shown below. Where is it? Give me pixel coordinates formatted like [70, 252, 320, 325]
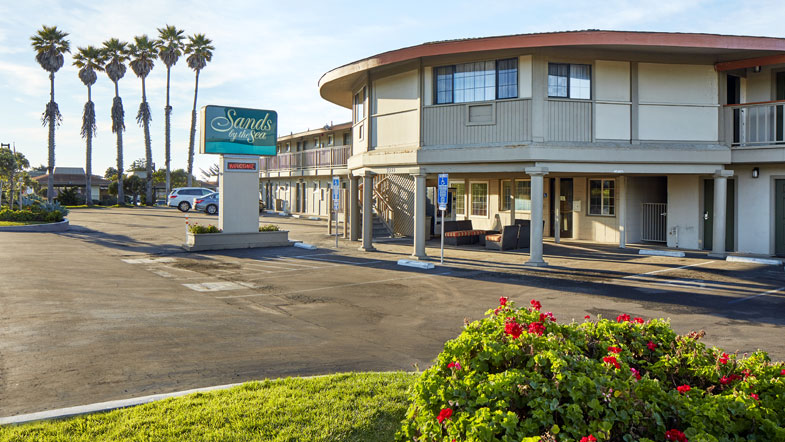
[371, 69, 420, 149]
[666, 175, 701, 249]
[638, 63, 719, 142]
[745, 68, 773, 102]
[735, 165, 785, 255]
[519, 55, 533, 99]
[573, 177, 619, 243]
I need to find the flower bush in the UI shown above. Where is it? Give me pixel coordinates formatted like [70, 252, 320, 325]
[396, 298, 785, 441]
[187, 223, 221, 234]
[259, 224, 280, 232]
[0, 199, 68, 223]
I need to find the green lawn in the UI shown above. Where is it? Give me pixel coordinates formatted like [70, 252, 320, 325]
[0, 221, 46, 226]
[0, 372, 417, 442]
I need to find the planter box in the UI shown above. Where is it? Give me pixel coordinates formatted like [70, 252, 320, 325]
[183, 230, 293, 252]
[0, 219, 69, 232]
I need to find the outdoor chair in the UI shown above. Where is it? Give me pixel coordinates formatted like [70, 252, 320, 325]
[514, 219, 531, 249]
[485, 224, 521, 251]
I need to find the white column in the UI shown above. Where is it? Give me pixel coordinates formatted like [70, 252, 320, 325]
[554, 177, 561, 244]
[360, 172, 376, 252]
[618, 176, 626, 248]
[525, 167, 548, 267]
[710, 170, 733, 257]
[412, 172, 427, 259]
[349, 175, 360, 241]
[510, 179, 516, 224]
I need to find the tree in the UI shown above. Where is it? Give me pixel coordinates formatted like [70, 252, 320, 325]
[200, 162, 219, 186]
[30, 25, 70, 203]
[33, 164, 47, 172]
[102, 38, 129, 205]
[153, 168, 188, 190]
[73, 46, 106, 206]
[104, 167, 118, 180]
[157, 25, 185, 195]
[128, 35, 158, 206]
[0, 146, 30, 208]
[184, 34, 214, 187]
[127, 158, 147, 172]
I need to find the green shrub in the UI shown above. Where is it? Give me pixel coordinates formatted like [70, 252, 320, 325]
[396, 299, 785, 442]
[187, 223, 221, 234]
[259, 224, 280, 232]
[0, 208, 63, 223]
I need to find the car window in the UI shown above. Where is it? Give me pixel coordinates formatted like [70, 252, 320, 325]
[183, 189, 198, 195]
[201, 189, 213, 195]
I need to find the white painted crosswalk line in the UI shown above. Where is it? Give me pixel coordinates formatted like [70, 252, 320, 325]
[122, 257, 176, 264]
[182, 282, 248, 292]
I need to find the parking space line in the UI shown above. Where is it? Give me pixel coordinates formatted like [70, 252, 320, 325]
[727, 286, 785, 304]
[621, 261, 714, 279]
[122, 257, 176, 264]
[183, 282, 250, 292]
[297, 256, 383, 265]
[243, 262, 323, 271]
[215, 271, 452, 299]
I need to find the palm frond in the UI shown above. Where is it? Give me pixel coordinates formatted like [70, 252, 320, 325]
[136, 101, 151, 126]
[81, 100, 96, 138]
[78, 66, 97, 87]
[157, 25, 185, 68]
[184, 33, 214, 72]
[128, 35, 157, 78]
[41, 101, 62, 127]
[111, 96, 125, 133]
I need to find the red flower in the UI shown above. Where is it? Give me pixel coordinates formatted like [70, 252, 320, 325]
[780, 368, 785, 376]
[607, 346, 622, 354]
[504, 320, 524, 339]
[530, 299, 542, 311]
[603, 356, 621, 370]
[719, 353, 729, 365]
[616, 314, 631, 323]
[447, 361, 462, 371]
[539, 312, 556, 322]
[647, 341, 657, 351]
[580, 436, 598, 442]
[493, 306, 503, 315]
[750, 393, 760, 401]
[741, 369, 751, 380]
[633, 317, 645, 324]
[528, 322, 546, 336]
[665, 429, 688, 442]
[676, 385, 691, 394]
[630, 367, 641, 380]
[437, 408, 453, 423]
[720, 376, 730, 385]
[584, 314, 591, 320]
[499, 296, 508, 306]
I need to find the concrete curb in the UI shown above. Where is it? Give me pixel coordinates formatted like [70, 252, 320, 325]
[397, 259, 435, 269]
[726, 255, 784, 266]
[0, 382, 244, 425]
[293, 242, 317, 250]
[0, 219, 69, 232]
[638, 249, 686, 258]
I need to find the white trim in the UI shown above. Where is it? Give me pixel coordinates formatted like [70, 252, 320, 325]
[468, 180, 490, 218]
[587, 177, 617, 217]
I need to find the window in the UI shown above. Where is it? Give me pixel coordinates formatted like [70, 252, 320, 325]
[500, 180, 532, 211]
[452, 182, 465, 215]
[548, 63, 591, 99]
[296, 141, 301, 151]
[470, 182, 488, 217]
[343, 133, 351, 145]
[327, 135, 334, 146]
[286, 142, 290, 152]
[353, 87, 366, 124]
[589, 179, 615, 216]
[314, 137, 320, 148]
[434, 58, 518, 104]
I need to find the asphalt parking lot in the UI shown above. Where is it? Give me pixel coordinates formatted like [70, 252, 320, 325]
[1, 206, 783, 417]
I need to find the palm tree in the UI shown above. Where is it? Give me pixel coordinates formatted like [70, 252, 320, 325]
[73, 46, 105, 207]
[184, 34, 214, 187]
[128, 35, 158, 205]
[157, 25, 185, 195]
[102, 38, 128, 205]
[30, 26, 70, 203]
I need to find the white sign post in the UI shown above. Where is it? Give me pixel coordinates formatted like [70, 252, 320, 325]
[437, 173, 448, 264]
[332, 176, 340, 248]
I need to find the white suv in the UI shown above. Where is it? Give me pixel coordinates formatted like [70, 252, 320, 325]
[168, 187, 215, 212]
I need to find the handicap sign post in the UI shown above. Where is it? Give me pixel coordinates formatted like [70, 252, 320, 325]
[438, 173, 448, 264]
[332, 177, 340, 247]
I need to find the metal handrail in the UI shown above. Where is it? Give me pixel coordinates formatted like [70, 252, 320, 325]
[727, 101, 785, 147]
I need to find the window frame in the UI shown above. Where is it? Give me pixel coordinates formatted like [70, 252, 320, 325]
[499, 179, 532, 212]
[468, 181, 489, 218]
[588, 178, 615, 217]
[450, 181, 466, 217]
[433, 58, 519, 105]
[353, 87, 366, 124]
[547, 62, 592, 100]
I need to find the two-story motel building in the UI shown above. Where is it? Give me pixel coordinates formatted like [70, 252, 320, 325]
[316, 30, 785, 264]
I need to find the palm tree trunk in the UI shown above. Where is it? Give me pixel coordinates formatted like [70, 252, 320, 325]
[47, 72, 55, 203]
[85, 85, 93, 207]
[115, 81, 125, 205]
[165, 66, 172, 194]
[143, 79, 153, 205]
[187, 70, 200, 187]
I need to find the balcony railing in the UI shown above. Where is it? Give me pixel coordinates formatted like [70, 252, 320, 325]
[261, 145, 351, 171]
[726, 100, 785, 147]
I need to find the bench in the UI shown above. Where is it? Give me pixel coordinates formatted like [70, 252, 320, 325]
[485, 224, 521, 251]
[443, 220, 486, 245]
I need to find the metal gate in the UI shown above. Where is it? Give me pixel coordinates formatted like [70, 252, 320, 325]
[641, 203, 667, 242]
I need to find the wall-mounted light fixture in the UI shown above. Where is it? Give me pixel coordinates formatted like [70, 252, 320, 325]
[752, 167, 760, 178]
[752, 66, 762, 73]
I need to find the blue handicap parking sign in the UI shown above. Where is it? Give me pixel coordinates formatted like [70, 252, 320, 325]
[437, 174, 448, 210]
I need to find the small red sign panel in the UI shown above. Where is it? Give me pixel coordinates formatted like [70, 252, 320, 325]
[227, 162, 257, 171]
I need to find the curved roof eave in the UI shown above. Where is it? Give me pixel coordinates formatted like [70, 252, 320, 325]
[319, 30, 785, 108]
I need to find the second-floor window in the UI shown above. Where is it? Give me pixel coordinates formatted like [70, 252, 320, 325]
[548, 63, 591, 99]
[434, 58, 518, 105]
[343, 133, 351, 145]
[353, 87, 366, 124]
[327, 135, 334, 146]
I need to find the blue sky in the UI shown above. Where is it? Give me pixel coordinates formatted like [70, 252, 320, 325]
[1, 0, 783, 179]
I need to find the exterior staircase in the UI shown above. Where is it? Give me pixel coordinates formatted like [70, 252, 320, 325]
[372, 213, 394, 238]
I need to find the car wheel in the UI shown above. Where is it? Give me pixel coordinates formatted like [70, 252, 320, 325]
[206, 204, 218, 215]
[178, 201, 191, 212]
